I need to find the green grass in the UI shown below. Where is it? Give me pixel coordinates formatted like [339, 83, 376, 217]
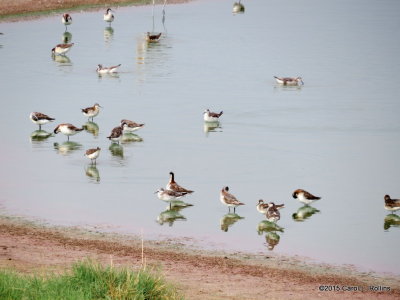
[0, 260, 183, 300]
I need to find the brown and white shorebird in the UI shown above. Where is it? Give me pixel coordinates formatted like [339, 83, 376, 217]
[81, 103, 102, 121]
[292, 189, 321, 205]
[220, 186, 245, 213]
[62, 13, 72, 29]
[104, 8, 114, 24]
[274, 76, 304, 86]
[156, 188, 188, 202]
[203, 109, 223, 122]
[53, 123, 83, 141]
[96, 64, 121, 74]
[120, 119, 145, 132]
[256, 199, 284, 214]
[265, 202, 281, 222]
[166, 172, 194, 194]
[29, 112, 55, 130]
[146, 32, 162, 42]
[85, 147, 101, 164]
[384, 195, 400, 213]
[107, 125, 123, 144]
[51, 43, 74, 56]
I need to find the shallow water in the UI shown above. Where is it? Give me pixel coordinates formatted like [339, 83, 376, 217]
[1, 0, 400, 274]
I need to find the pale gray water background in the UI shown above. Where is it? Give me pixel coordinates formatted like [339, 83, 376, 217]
[0, 0, 400, 274]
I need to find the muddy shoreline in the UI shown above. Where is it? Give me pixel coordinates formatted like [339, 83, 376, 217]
[0, 0, 189, 22]
[0, 216, 399, 299]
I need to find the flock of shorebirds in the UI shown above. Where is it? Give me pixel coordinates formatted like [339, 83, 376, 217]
[29, 6, 399, 230]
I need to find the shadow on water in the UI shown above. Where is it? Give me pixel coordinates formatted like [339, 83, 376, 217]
[30, 130, 53, 142]
[121, 133, 143, 144]
[51, 53, 72, 66]
[384, 213, 400, 231]
[292, 205, 320, 222]
[157, 202, 193, 226]
[220, 213, 244, 232]
[203, 121, 222, 136]
[83, 122, 99, 137]
[109, 143, 124, 158]
[265, 232, 280, 250]
[54, 141, 82, 155]
[85, 165, 100, 183]
[62, 31, 72, 44]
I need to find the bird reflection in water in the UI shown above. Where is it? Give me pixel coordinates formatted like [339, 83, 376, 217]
[54, 141, 81, 155]
[109, 143, 123, 158]
[292, 205, 320, 222]
[62, 31, 72, 44]
[83, 122, 99, 137]
[85, 165, 100, 183]
[30, 130, 53, 142]
[203, 121, 222, 136]
[157, 202, 192, 227]
[104, 26, 114, 44]
[121, 133, 143, 144]
[220, 213, 244, 232]
[265, 232, 280, 250]
[257, 220, 284, 251]
[51, 53, 72, 65]
[384, 214, 400, 231]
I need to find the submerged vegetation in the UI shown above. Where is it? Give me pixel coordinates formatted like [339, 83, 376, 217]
[0, 260, 183, 300]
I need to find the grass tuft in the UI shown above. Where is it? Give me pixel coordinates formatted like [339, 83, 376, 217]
[0, 260, 183, 300]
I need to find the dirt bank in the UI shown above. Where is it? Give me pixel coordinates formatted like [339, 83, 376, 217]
[0, 217, 399, 299]
[0, 0, 188, 21]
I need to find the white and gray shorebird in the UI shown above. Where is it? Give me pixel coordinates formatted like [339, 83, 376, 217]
[292, 189, 321, 205]
[166, 172, 194, 194]
[62, 13, 72, 29]
[203, 109, 223, 122]
[53, 123, 83, 141]
[220, 186, 245, 213]
[156, 188, 188, 203]
[120, 119, 145, 132]
[104, 8, 114, 24]
[107, 125, 123, 144]
[384, 195, 400, 213]
[29, 112, 55, 130]
[81, 103, 102, 121]
[274, 76, 304, 86]
[51, 43, 74, 56]
[96, 64, 121, 74]
[85, 147, 101, 164]
[256, 199, 285, 214]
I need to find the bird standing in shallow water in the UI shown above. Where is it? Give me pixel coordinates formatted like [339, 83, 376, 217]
[53, 123, 83, 141]
[220, 186, 245, 213]
[203, 109, 223, 122]
[384, 195, 400, 213]
[104, 8, 114, 25]
[107, 126, 123, 144]
[96, 64, 121, 74]
[292, 189, 321, 205]
[120, 119, 145, 132]
[265, 202, 280, 222]
[81, 103, 102, 121]
[166, 172, 194, 194]
[146, 32, 162, 42]
[29, 112, 55, 130]
[85, 147, 101, 164]
[274, 76, 304, 86]
[51, 43, 74, 56]
[62, 13, 72, 30]
[257, 199, 284, 214]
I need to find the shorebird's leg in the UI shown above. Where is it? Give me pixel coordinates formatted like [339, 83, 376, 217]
[39, 124, 41, 130]
[234, 207, 236, 213]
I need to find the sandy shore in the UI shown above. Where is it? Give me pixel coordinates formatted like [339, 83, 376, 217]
[0, 0, 188, 21]
[0, 217, 399, 299]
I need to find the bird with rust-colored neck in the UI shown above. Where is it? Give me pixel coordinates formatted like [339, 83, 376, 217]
[166, 172, 194, 194]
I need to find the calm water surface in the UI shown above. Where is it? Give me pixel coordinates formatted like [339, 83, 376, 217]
[1, 0, 400, 274]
